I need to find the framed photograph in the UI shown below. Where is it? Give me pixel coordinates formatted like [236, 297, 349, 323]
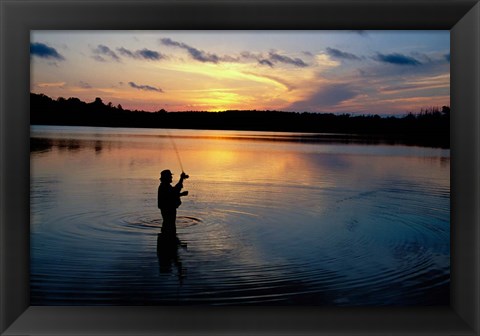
[1, 0, 479, 335]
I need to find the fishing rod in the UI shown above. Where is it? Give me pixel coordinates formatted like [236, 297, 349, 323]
[165, 129, 186, 175]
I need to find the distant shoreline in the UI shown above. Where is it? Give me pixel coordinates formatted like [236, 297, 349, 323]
[31, 93, 450, 148]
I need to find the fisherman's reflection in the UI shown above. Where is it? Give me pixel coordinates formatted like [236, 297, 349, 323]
[156, 233, 186, 283]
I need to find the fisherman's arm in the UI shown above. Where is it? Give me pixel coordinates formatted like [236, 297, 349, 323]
[174, 172, 189, 196]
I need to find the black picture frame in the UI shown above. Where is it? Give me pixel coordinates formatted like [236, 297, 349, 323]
[1, 0, 479, 335]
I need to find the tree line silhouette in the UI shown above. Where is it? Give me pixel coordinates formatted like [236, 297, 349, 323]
[31, 93, 449, 148]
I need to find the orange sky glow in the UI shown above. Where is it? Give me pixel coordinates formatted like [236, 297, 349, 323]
[31, 31, 450, 115]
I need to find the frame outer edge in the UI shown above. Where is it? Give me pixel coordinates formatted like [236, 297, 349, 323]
[0, 0, 5, 331]
[473, 2, 480, 334]
[451, 1, 480, 334]
[1, 0, 479, 335]
[471, 3, 479, 333]
[0, 1, 31, 334]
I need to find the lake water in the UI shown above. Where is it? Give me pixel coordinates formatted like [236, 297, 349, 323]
[30, 125, 450, 306]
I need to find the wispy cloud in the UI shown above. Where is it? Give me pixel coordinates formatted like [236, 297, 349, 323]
[30, 43, 65, 61]
[374, 53, 421, 66]
[240, 51, 268, 66]
[160, 38, 222, 63]
[160, 39, 309, 69]
[258, 59, 274, 67]
[379, 73, 450, 94]
[117, 47, 135, 58]
[117, 47, 166, 61]
[241, 50, 309, 68]
[243, 71, 296, 91]
[128, 81, 163, 92]
[92, 45, 120, 62]
[268, 51, 308, 67]
[326, 47, 362, 61]
[37, 81, 67, 88]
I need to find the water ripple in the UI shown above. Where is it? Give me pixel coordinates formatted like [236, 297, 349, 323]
[30, 129, 449, 306]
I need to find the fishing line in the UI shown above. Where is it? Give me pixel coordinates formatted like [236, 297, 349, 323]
[165, 129, 185, 173]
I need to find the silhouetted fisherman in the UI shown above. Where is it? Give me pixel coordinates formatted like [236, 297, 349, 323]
[157, 169, 189, 237]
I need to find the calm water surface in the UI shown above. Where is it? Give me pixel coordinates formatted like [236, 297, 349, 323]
[30, 126, 450, 305]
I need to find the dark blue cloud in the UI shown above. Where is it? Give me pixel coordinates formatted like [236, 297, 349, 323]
[138, 49, 163, 60]
[160, 38, 308, 67]
[160, 38, 220, 63]
[241, 51, 308, 68]
[259, 59, 274, 67]
[268, 51, 308, 67]
[118, 47, 165, 61]
[30, 42, 65, 61]
[128, 82, 163, 92]
[92, 45, 120, 62]
[326, 47, 362, 61]
[289, 83, 359, 111]
[374, 53, 421, 66]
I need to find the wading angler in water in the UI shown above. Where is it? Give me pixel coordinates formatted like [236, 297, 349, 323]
[157, 169, 189, 237]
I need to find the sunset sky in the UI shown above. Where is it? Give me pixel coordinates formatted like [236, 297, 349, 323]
[30, 31, 450, 115]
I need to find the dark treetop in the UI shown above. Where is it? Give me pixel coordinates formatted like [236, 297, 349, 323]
[31, 93, 450, 148]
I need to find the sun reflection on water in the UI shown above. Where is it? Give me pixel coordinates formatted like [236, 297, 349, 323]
[30, 126, 450, 306]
